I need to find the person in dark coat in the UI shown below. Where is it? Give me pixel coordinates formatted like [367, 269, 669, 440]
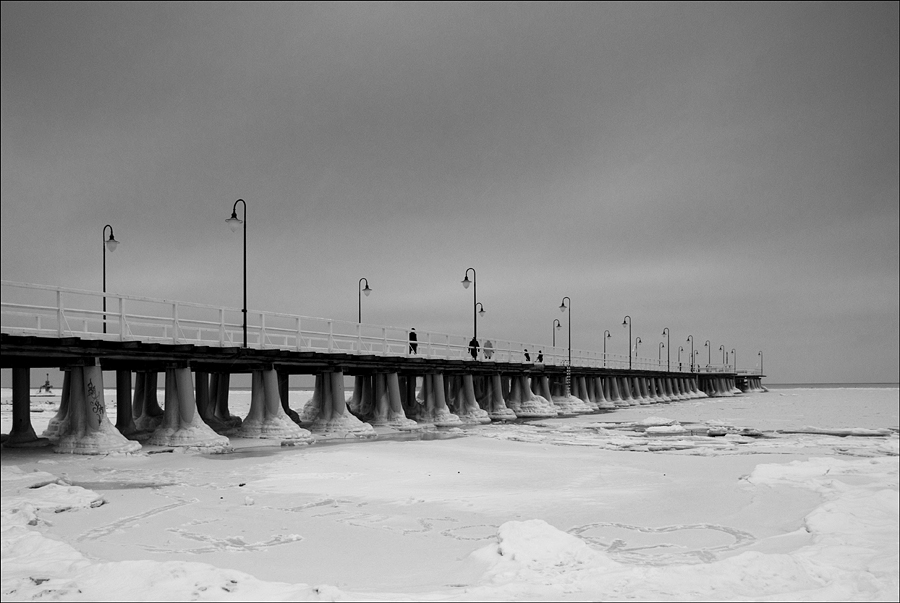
[469, 337, 479, 360]
[524, 349, 531, 362]
[537, 350, 543, 363]
[409, 328, 418, 354]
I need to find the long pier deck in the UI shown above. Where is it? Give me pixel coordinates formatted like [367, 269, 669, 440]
[2, 280, 766, 453]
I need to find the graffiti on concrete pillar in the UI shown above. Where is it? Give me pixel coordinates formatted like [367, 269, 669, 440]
[86, 377, 105, 426]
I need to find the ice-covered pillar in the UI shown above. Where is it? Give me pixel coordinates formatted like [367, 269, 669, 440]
[372, 373, 419, 430]
[55, 364, 141, 454]
[506, 374, 557, 418]
[481, 374, 516, 420]
[235, 369, 312, 441]
[4, 367, 49, 447]
[211, 372, 242, 427]
[193, 371, 229, 433]
[146, 367, 232, 450]
[133, 371, 164, 431]
[426, 372, 462, 427]
[305, 371, 375, 436]
[348, 374, 374, 421]
[114, 369, 140, 438]
[617, 376, 633, 404]
[454, 373, 491, 424]
[43, 369, 70, 439]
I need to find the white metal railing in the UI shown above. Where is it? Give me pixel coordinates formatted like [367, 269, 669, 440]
[1, 280, 760, 374]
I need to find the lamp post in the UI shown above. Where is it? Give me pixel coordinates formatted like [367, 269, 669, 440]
[687, 335, 694, 373]
[622, 315, 632, 370]
[704, 340, 711, 366]
[719, 344, 726, 365]
[603, 330, 611, 367]
[659, 341, 665, 363]
[662, 327, 670, 372]
[358, 277, 371, 324]
[678, 345, 684, 370]
[461, 268, 484, 341]
[225, 199, 247, 348]
[102, 224, 119, 334]
[731, 348, 736, 371]
[559, 296, 571, 395]
[552, 319, 561, 347]
[634, 336, 642, 358]
[758, 350, 764, 374]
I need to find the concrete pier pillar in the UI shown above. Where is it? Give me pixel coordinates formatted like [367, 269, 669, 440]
[348, 375, 375, 420]
[608, 376, 625, 407]
[478, 374, 516, 421]
[133, 371, 164, 431]
[371, 373, 420, 430]
[3, 367, 50, 447]
[43, 369, 70, 439]
[592, 377, 614, 410]
[146, 368, 231, 450]
[577, 376, 599, 411]
[399, 375, 420, 419]
[114, 369, 142, 438]
[617, 376, 634, 405]
[211, 372, 243, 428]
[550, 374, 591, 414]
[193, 371, 233, 434]
[236, 369, 314, 441]
[54, 364, 141, 454]
[629, 377, 646, 405]
[454, 374, 491, 424]
[506, 374, 557, 418]
[303, 371, 377, 435]
[421, 372, 463, 427]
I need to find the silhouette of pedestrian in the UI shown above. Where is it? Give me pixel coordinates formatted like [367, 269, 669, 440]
[524, 348, 531, 362]
[409, 328, 418, 354]
[537, 350, 543, 363]
[469, 336, 479, 360]
[483, 339, 494, 360]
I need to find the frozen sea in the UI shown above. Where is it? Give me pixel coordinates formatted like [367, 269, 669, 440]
[1, 383, 898, 601]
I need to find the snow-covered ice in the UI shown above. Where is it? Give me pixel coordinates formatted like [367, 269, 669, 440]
[1, 385, 897, 601]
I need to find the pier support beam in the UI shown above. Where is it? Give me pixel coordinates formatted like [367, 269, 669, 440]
[114, 369, 144, 439]
[370, 373, 420, 430]
[447, 374, 492, 424]
[43, 369, 70, 440]
[303, 371, 376, 436]
[3, 367, 50, 447]
[54, 364, 141, 454]
[476, 374, 516, 421]
[193, 371, 234, 434]
[147, 367, 231, 451]
[415, 372, 463, 427]
[506, 375, 557, 418]
[237, 369, 314, 441]
[132, 371, 164, 431]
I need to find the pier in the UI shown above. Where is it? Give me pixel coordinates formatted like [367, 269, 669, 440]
[1, 280, 766, 452]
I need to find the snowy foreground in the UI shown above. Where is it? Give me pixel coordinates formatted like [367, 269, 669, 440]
[1, 387, 898, 601]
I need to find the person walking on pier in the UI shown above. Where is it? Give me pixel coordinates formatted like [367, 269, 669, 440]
[483, 339, 494, 360]
[409, 328, 418, 354]
[469, 336, 480, 360]
[524, 349, 531, 362]
[537, 350, 543, 363]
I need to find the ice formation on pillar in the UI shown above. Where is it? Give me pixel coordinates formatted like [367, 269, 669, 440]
[446, 375, 492, 425]
[414, 373, 463, 427]
[504, 375, 557, 418]
[52, 365, 141, 455]
[237, 370, 314, 442]
[592, 377, 616, 410]
[548, 376, 592, 415]
[575, 376, 600, 411]
[132, 372, 164, 431]
[42, 369, 71, 440]
[146, 368, 232, 451]
[304, 372, 376, 436]
[194, 371, 236, 435]
[475, 374, 517, 421]
[358, 374, 420, 431]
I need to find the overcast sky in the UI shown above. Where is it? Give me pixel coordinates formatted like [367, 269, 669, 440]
[2, 2, 898, 385]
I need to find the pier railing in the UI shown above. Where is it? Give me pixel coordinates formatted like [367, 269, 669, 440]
[2, 280, 758, 374]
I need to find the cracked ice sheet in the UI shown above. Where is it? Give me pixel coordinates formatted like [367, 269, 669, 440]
[1, 388, 898, 601]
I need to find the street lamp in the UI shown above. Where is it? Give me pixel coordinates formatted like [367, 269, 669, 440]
[704, 340, 711, 366]
[102, 224, 119, 334]
[358, 277, 372, 324]
[552, 319, 561, 347]
[662, 327, 670, 372]
[731, 348, 736, 371]
[659, 341, 665, 362]
[622, 315, 632, 370]
[687, 335, 694, 373]
[719, 344, 726, 365]
[758, 350, 764, 374]
[559, 296, 571, 395]
[634, 336, 642, 357]
[461, 268, 484, 341]
[678, 345, 684, 370]
[603, 330, 611, 367]
[225, 199, 247, 348]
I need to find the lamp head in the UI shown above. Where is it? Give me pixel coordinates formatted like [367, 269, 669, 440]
[226, 211, 243, 232]
[461, 275, 471, 289]
[363, 285, 372, 296]
[105, 235, 119, 252]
